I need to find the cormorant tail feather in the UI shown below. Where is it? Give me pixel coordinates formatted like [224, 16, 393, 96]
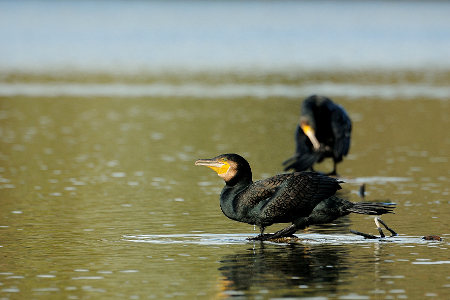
[349, 202, 396, 215]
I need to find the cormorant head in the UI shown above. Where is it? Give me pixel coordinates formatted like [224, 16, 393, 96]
[195, 153, 252, 186]
[300, 95, 324, 151]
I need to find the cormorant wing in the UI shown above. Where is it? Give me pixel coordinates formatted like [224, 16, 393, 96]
[330, 105, 352, 159]
[256, 172, 343, 223]
[238, 173, 294, 209]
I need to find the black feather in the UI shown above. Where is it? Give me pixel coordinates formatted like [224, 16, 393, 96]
[197, 154, 395, 236]
[284, 95, 352, 174]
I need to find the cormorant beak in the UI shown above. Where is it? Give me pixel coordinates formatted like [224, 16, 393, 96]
[300, 123, 321, 150]
[195, 158, 230, 175]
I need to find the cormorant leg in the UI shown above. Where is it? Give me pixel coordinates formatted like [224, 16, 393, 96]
[374, 217, 385, 238]
[350, 217, 398, 239]
[376, 217, 397, 237]
[350, 229, 379, 239]
[326, 161, 337, 176]
[248, 226, 274, 241]
[269, 224, 298, 240]
[248, 224, 298, 241]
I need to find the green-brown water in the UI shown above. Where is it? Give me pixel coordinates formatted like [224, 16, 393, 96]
[0, 72, 449, 299]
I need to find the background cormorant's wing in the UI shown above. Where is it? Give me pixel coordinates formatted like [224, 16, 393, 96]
[330, 105, 352, 160]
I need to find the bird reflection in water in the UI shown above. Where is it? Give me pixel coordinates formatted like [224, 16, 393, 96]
[216, 243, 349, 298]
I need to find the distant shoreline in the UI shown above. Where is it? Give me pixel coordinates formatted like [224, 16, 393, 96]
[1, 69, 449, 100]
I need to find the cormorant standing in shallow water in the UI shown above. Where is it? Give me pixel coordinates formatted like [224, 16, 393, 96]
[195, 153, 395, 240]
[283, 95, 352, 175]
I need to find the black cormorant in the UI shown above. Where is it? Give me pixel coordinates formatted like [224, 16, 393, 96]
[283, 95, 352, 175]
[195, 153, 395, 240]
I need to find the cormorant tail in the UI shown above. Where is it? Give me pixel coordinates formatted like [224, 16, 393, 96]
[348, 202, 396, 215]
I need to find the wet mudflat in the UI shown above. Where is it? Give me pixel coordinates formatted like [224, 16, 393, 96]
[0, 86, 448, 299]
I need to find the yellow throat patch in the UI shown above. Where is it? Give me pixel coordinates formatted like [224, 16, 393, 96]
[208, 161, 230, 175]
[301, 124, 314, 135]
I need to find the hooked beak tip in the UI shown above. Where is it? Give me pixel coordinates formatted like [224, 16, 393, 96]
[195, 159, 217, 166]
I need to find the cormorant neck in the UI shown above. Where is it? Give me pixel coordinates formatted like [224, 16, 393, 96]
[220, 177, 252, 222]
[225, 171, 252, 187]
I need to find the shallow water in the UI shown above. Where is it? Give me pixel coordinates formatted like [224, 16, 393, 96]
[0, 91, 449, 299]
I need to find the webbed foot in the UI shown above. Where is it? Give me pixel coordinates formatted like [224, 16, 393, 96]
[248, 224, 298, 241]
[248, 233, 275, 241]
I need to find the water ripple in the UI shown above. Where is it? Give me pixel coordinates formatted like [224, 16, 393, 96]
[122, 233, 445, 246]
[344, 176, 412, 184]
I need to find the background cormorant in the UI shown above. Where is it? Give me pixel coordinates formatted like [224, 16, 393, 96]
[283, 95, 352, 175]
[195, 153, 395, 240]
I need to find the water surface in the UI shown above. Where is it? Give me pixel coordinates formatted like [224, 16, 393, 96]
[0, 95, 448, 299]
